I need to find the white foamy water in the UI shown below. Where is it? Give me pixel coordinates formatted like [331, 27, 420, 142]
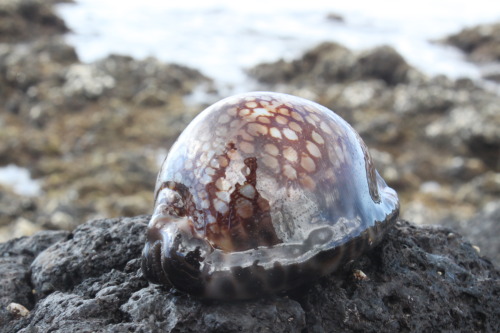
[0, 164, 41, 197]
[56, 0, 500, 91]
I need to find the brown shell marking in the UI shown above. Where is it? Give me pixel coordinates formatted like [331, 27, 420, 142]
[142, 92, 399, 300]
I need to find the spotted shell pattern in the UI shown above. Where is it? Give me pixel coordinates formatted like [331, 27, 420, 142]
[142, 92, 399, 299]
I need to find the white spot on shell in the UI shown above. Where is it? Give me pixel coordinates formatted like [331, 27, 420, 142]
[311, 131, 324, 144]
[218, 114, 231, 124]
[242, 165, 251, 176]
[306, 141, 322, 158]
[210, 159, 220, 169]
[253, 107, 272, 116]
[230, 119, 239, 128]
[291, 111, 304, 122]
[320, 121, 333, 135]
[283, 164, 297, 179]
[240, 141, 255, 154]
[205, 167, 216, 176]
[289, 121, 302, 133]
[200, 173, 212, 185]
[216, 127, 228, 137]
[201, 199, 210, 209]
[270, 127, 282, 139]
[310, 114, 320, 122]
[216, 190, 231, 202]
[264, 143, 279, 156]
[247, 123, 268, 136]
[306, 116, 316, 125]
[258, 116, 271, 124]
[283, 128, 298, 141]
[262, 154, 279, 170]
[246, 101, 258, 108]
[240, 184, 256, 199]
[202, 142, 211, 152]
[218, 156, 229, 167]
[299, 173, 316, 190]
[301, 154, 316, 172]
[278, 107, 290, 116]
[283, 146, 298, 162]
[214, 199, 229, 214]
[335, 144, 345, 164]
[276, 115, 288, 125]
[238, 130, 254, 142]
[215, 177, 231, 191]
[228, 149, 241, 160]
[207, 214, 216, 223]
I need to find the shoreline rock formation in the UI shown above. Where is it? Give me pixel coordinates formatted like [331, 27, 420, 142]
[1, 215, 498, 332]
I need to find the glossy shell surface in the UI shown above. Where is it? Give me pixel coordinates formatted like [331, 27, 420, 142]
[142, 92, 399, 299]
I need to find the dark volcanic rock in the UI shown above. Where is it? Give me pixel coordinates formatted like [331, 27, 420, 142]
[442, 201, 500, 265]
[444, 22, 500, 62]
[30, 216, 148, 299]
[248, 42, 414, 87]
[1, 216, 498, 332]
[0, 0, 69, 42]
[442, 22, 500, 81]
[0, 187, 37, 227]
[0, 0, 215, 241]
[0, 230, 69, 326]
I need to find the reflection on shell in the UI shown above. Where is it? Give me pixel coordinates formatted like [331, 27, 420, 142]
[142, 92, 399, 300]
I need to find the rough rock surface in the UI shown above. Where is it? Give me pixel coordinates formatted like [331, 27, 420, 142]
[248, 42, 413, 87]
[0, 216, 498, 332]
[0, 0, 216, 242]
[0, 229, 69, 324]
[0, 0, 69, 43]
[442, 200, 500, 265]
[444, 22, 500, 63]
[442, 22, 500, 81]
[1, 0, 499, 276]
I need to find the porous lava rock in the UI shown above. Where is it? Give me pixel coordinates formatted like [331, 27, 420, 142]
[1, 216, 498, 332]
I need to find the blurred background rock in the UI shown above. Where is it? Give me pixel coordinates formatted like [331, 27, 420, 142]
[0, 0, 498, 264]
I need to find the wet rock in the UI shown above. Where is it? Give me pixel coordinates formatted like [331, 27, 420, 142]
[0, 216, 498, 332]
[30, 216, 147, 299]
[62, 63, 116, 101]
[444, 22, 500, 62]
[301, 221, 499, 332]
[248, 42, 414, 86]
[0, 37, 79, 121]
[442, 200, 500, 265]
[248, 42, 356, 86]
[94, 54, 213, 104]
[0, 230, 69, 326]
[354, 45, 412, 85]
[0, 0, 69, 43]
[0, 187, 37, 227]
[425, 101, 500, 169]
[442, 22, 500, 81]
[0, 0, 216, 242]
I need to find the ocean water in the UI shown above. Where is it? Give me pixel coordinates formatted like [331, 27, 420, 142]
[55, 0, 500, 90]
[0, 164, 41, 197]
[2, 1, 499, 196]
